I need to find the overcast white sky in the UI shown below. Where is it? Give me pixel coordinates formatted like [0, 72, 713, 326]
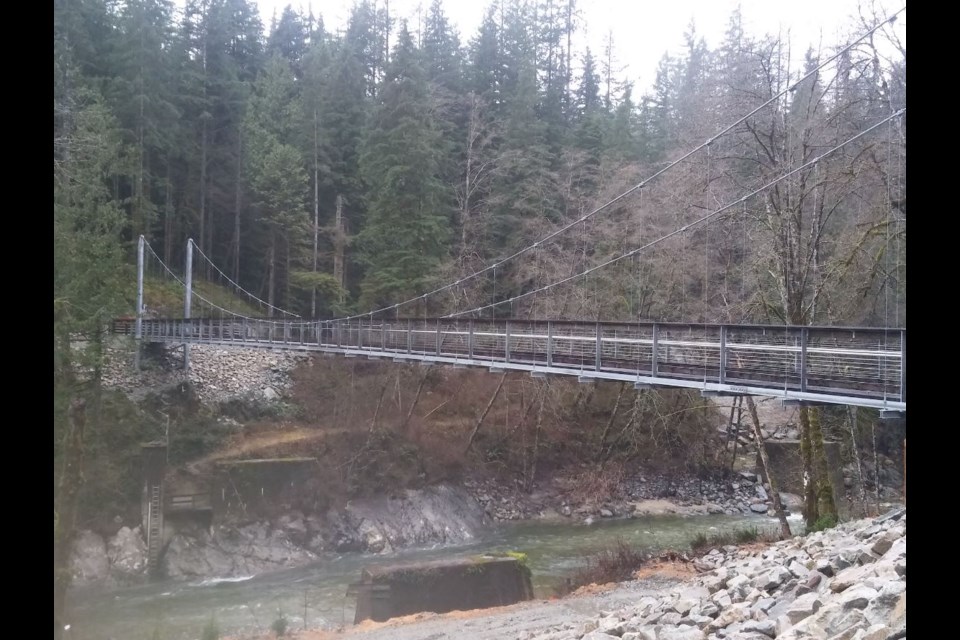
[250, 0, 905, 92]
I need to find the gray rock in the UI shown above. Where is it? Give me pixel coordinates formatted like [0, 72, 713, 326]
[658, 626, 706, 640]
[876, 507, 905, 523]
[785, 592, 822, 624]
[597, 617, 625, 636]
[756, 486, 769, 501]
[839, 586, 879, 610]
[816, 559, 835, 577]
[261, 386, 279, 401]
[870, 532, 898, 557]
[707, 603, 750, 631]
[70, 530, 110, 585]
[860, 624, 891, 640]
[600, 509, 615, 518]
[756, 566, 791, 591]
[831, 564, 878, 592]
[788, 559, 810, 579]
[702, 575, 725, 594]
[660, 612, 683, 625]
[621, 631, 657, 640]
[581, 632, 620, 640]
[750, 503, 769, 514]
[672, 599, 700, 616]
[107, 526, 147, 576]
[825, 608, 868, 638]
[775, 614, 794, 636]
[857, 525, 882, 540]
[726, 574, 750, 594]
[753, 598, 777, 614]
[679, 615, 714, 629]
[743, 619, 777, 637]
[712, 590, 732, 608]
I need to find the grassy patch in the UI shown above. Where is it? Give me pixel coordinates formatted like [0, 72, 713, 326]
[554, 538, 650, 596]
[690, 526, 777, 554]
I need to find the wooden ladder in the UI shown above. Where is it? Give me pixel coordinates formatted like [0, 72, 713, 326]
[147, 483, 163, 575]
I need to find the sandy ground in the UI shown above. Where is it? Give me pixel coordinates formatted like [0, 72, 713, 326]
[231, 572, 684, 640]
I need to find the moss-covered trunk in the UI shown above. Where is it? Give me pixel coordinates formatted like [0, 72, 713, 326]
[54, 399, 86, 640]
[809, 406, 838, 522]
[798, 405, 819, 527]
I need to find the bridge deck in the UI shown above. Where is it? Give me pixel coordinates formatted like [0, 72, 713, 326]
[112, 317, 905, 411]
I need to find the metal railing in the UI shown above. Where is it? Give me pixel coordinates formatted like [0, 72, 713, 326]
[112, 317, 906, 411]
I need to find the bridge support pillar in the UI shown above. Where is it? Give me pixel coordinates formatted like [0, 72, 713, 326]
[183, 238, 193, 371]
[135, 235, 144, 371]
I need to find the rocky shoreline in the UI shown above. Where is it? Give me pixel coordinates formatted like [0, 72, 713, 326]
[313, 509, 905, 640]
[524, 508, 906, 640]
[70, 470, 816, 592]
[465, 470, 796, 523]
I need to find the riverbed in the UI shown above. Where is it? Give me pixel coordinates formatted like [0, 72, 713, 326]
[64, 513, 786, 640]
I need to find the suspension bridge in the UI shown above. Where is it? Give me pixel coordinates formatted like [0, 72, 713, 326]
[111, 8, 906, 416]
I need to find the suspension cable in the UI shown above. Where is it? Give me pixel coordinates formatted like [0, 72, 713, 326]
[447, 109, 905, 319]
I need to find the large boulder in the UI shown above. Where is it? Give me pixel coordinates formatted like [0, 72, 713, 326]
[70, 530, 110, 586]
[107, 526, 148, 578]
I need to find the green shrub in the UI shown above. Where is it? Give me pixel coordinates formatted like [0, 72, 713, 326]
[200, 617, 219, 640]
[810, 514, 838, 533]
[271, 610, 288, 637]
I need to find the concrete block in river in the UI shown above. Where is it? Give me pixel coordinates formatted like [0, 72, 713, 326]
[351, 554, 534, 623]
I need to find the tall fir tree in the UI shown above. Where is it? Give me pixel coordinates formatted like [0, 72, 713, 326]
[358, 23, 451, 307]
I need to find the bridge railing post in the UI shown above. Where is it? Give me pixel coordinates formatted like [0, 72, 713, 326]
[719, 325, 727, 384]
[435, 320, 441, 357]
[547, 321, 553, 367]
[468, 319, 475, 359]
[595, 323, 602, 371]
[505, 320, 511, 363]
[651, 324, 659, 377]
[900, 330, 906, 403]
[800, 327, 809, 393]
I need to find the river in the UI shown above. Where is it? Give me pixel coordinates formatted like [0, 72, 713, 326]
[64, 513, 790, 640]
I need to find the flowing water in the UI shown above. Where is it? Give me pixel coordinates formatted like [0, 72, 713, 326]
[65, 513, 790, 640]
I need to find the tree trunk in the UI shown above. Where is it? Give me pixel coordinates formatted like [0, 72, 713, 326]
[54, 399, 87, 640]
[233, 124, 242, 282]
[312, 109, 320, 318]
[847, 406, 867, 512]
[746, 396, 791, 539]
[164, 173, 173, 266]
[199, 116, 208, 275]
[798, 405, 819, 527]
[526, 385, 546, 493]
[333, 194, 345, 304]
[400, 368, 429, 433]
[809, 406, 837, 521]
[267, 234, 276, 317]
[595, 381, 626, 462]
[464, 372, 507, 454]
[371, 380, 388, 431]
[729, 396, 743, 469]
